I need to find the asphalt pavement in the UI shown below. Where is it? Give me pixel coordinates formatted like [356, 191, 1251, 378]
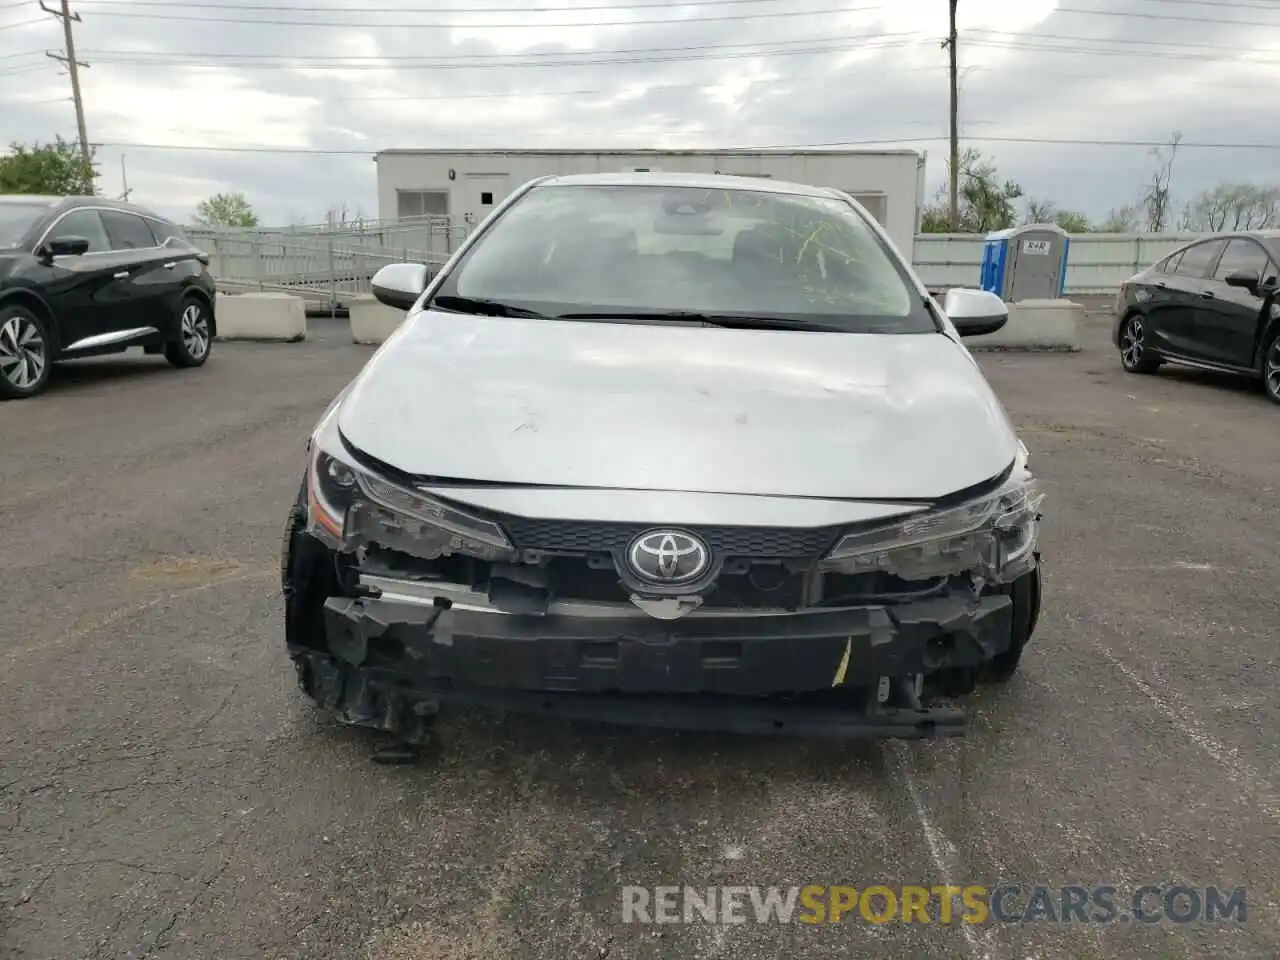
[2, 310, 1278, 960]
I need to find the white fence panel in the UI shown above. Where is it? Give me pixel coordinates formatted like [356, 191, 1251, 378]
[910, 235, 985, 291]
[190, 216, 1222, 305]
[911, 233, 1207, 294]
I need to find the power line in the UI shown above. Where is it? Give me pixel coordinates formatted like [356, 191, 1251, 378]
[81, 32, 918, 61]
[0, 14, 46, 27]
[50, 0, 1280, 28]
[1054, 4, 1280, 28]
[1127, 0, 1280, 7]
[970, 28, 1280, 57]
[69, 24, 1280, 67]
[3, 94, 69, 105]
[78, 135, 1280, 158]
[0, 46, 42, 58]
[41, 2, 909, 28]
[78, 31, 922, 64]
[763, 135, 1280, 150]
[75, 0, 853, 10]
[15, 33, 1280, 77]
[66, 0, 1280, 12]
[80, 38, 932, 71]
[6, 61, 1275, 107]
[963, 37, 1280, 65]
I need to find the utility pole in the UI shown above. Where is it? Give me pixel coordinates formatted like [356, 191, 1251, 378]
[120, 155, 131, 201]
[41, 0, 90, 168]
[943, 0, 960, 230]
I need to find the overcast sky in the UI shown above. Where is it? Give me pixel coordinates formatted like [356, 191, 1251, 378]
[3, 0, 1280, 225]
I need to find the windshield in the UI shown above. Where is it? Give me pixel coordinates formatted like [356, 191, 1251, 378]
[438, 183, 933, 333]
[0, 201, 51, 248]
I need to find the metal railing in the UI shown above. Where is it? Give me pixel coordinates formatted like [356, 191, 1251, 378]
[189, 217, 470, 309]
[193, 218, 1222, 305]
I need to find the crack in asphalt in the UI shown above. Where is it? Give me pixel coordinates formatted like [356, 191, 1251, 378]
[139, 828, 244, 959]
[3, 565, 279, 664]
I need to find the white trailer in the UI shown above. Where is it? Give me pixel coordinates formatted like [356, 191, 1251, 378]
[374, 148, 927, 255]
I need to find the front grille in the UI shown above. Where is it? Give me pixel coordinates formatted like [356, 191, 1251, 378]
[494, 515, 842, 559]
[544, 557, 808, 609]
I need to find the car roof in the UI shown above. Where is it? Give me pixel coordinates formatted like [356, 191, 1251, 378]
[0, 194, 170, 221]
[57, 195, 170, 220]
[0, 194, 62, 207]
[1173, 230, 1280, 244]
[535, 170, 845, 199]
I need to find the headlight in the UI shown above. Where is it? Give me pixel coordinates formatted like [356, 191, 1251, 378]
[822, 470, 1043, 583]
[304, 410, 515, 561]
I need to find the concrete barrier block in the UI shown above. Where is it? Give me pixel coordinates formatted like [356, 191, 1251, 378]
[349, 294, 407, 345]
[965, 298, 1083, 352]
[214, 292, 307, 342]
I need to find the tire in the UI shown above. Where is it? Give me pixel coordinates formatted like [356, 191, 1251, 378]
[981, 564, 1042, 684]
[1262, 329, 1280, 406]
[0, 304, 53, 400]
[165, 296, 212, 369]
[1118, 313, 1161, 374]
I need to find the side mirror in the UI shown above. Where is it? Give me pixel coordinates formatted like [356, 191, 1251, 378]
[371, 262, 430, 311]
[944, 288, 1009, 337]
[43, 236, 91, 258]
[1225, 269, 1261, 295]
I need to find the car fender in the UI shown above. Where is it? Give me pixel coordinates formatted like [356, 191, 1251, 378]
[0, 284, 62, 352]
[1254, 301, 1280, 368]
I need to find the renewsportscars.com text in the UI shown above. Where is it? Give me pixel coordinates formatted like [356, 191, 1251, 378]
[621, 884, 1247, 926]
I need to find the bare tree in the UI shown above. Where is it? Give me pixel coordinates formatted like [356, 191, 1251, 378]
[1095, 204, 1142, 233]
[1143, 131, 1182, 232]
[1023, 199, 1091, 232]
[1025, 199, 1056, 223]
[1179, 183, 1280, 232]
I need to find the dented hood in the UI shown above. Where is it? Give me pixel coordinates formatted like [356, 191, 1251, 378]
[337, 310, 1019, 501]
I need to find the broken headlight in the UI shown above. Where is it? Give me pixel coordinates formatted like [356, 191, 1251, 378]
[821, 469, 1043, 583]
[304, 409, 515, 561]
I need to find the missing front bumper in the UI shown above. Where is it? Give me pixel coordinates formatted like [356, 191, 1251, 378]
[289, 592, 1014, 742]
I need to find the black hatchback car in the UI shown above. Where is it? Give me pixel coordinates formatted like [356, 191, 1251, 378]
[1114, 230, 1280, 404]
[0, 194, 217, 400]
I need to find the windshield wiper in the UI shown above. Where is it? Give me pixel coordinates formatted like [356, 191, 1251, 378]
[556, 310, 840, 331]
[431, 295, 550, 319]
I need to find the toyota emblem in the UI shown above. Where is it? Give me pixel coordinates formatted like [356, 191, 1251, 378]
[626, 529, 711, 585]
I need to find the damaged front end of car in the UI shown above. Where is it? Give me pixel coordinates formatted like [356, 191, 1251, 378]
[282, 405, 1044, 745]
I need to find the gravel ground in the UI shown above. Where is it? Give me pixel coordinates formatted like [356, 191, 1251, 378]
[2, 309, 1278, 960]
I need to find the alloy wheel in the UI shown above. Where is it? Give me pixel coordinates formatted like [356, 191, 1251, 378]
[181, 303, 210, 360]
[0, 315, 46, 390]
[1120, 317, 1144, 369]
[1266, 337, 1280, 401]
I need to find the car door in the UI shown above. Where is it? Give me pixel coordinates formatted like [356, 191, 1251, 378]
[1131, 250, 1183, 343]
[31, 208, 123, 350]
[97, 209, 175, 335]
[1159, 238, 1225, 359]
[1199, 237, 1271, 368]
[146, 218, 211, 323]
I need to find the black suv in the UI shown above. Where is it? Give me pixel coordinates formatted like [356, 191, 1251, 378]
[0, 194, 218, 400]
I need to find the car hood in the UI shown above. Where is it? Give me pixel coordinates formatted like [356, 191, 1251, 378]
[337, 310, 1020, 501]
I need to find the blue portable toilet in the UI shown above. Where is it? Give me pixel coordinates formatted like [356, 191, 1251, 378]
[980, 223, 1070, 301]
[980, 230, 1012, 296]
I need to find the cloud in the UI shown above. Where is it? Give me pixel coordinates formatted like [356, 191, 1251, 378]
[3, 0, 1280, 225]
